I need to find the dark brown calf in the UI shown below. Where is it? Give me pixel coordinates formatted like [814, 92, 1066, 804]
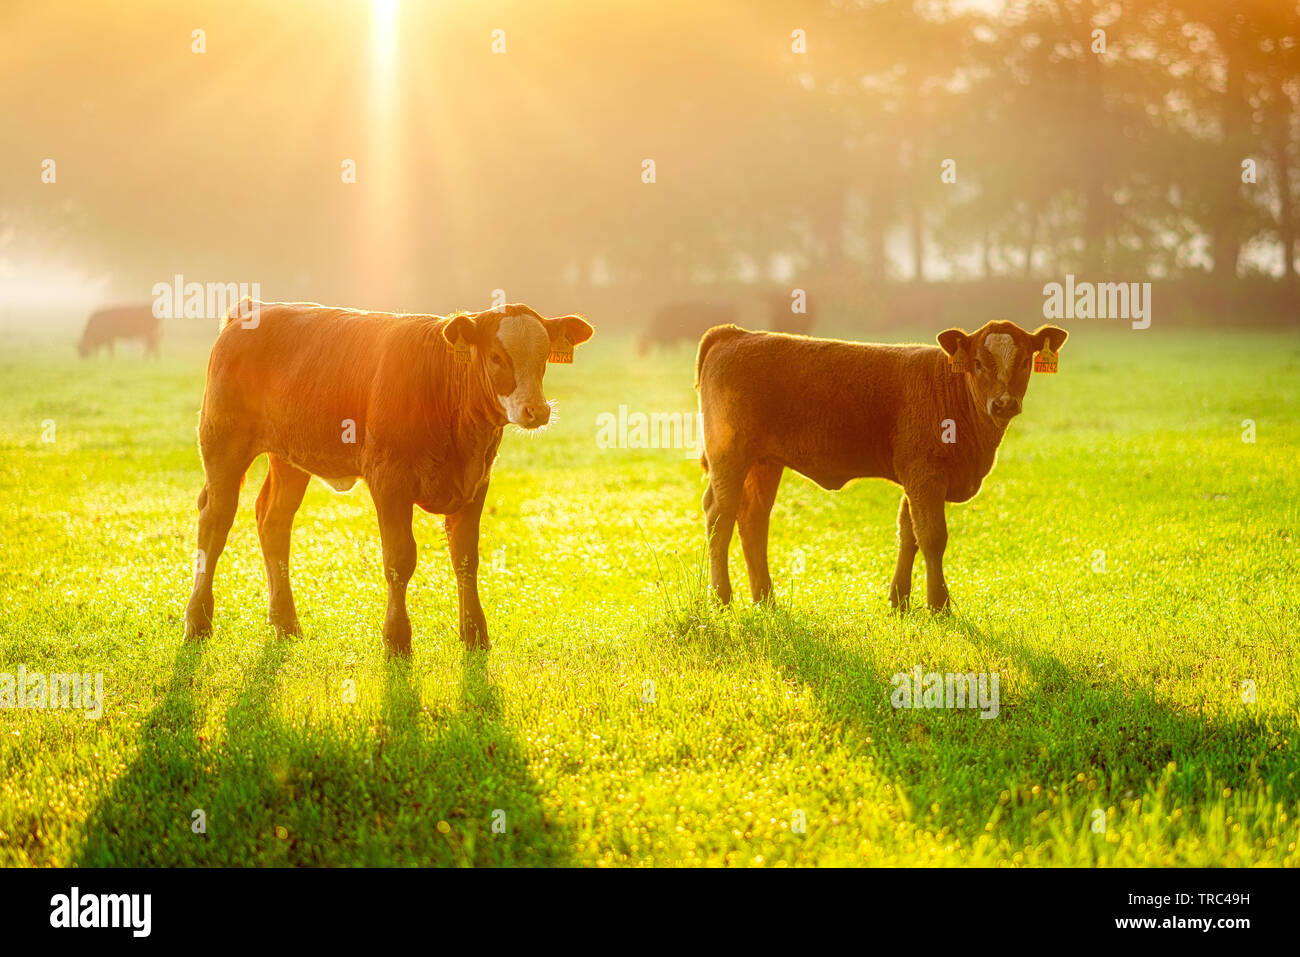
[638, 301, 736, 355]
[183, 300, 593, 654]
[695, 320, 1067, 611]
[78, 304, 162, 358]
[766, 292, 815, 335]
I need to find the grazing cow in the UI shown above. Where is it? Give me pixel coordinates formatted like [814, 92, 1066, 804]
[183, 300, 594, 655]
[77, 304, 162, 358]
[695, 320, 1068, 611]
[638, 301, 736, 355]
[766, 292, 816, 336]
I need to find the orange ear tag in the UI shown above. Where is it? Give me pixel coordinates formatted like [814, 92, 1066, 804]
[1034, 342, 1058, 374]
[948, 350, 967, 374]
[548, 333, 573, 364]
[451, 333, 471, 364]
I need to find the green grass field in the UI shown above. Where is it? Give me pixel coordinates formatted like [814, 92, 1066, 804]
[1, 324, 1297, 866]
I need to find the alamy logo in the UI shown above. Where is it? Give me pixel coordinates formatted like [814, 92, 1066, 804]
[49, 887, 151, 937]
[0, 667, 103, 719]
[596, 405, 703, 458]
[1042, 274, 1151, 329]
[151, 273, 261, 323]
[890, 665, 1000, 719]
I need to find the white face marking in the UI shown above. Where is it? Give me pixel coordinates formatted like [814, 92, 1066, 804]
[983, 333, 1017, 417]
[495, 314, 550, 426]
[984, 333, 1016, 379]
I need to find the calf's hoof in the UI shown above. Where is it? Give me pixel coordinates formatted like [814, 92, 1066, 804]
[384, 640, 413, 660]
[927, 592, 953, 615]
[183, 609, 211, 640]
[271, 617, 303, 638]
[383, 612, 412, 658]
[888, 584, 910, 613]
[383, 630, 413, 659]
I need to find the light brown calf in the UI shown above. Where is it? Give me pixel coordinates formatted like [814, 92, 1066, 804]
[183, 300, 593, 654]
[695, 320, 1067, 611]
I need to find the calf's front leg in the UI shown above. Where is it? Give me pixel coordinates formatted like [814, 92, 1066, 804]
[374, 492, 417, 657]
[445, 484, 490, 650]
[902, 481, 950, 612]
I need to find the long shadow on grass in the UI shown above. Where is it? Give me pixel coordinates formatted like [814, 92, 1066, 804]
[77, 638, 294, 865]
[733, 606, 1296, 852]
[78, 638, 571, 865]
[959, 620, 1295, 804]
[374, 650, 572, 866]
[75, 642, 211, 865]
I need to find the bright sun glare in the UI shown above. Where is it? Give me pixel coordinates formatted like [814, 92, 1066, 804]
[362, 0, 403, 298]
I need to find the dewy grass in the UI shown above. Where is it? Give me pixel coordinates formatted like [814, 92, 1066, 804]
[0, 327, 1296, 866]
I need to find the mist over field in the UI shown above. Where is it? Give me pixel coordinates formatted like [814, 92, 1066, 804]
[2, 0, 1297, 331]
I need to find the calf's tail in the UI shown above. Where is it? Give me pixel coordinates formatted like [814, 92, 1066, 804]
[694, 324, 749, 473]
[693, 323, 746, 390]
[219, 297, 257, 332]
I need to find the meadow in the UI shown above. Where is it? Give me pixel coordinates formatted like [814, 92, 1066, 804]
[0, 321, 1297, 866]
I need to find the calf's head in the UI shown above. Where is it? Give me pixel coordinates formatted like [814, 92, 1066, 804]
[443, 304, 594, 428]
[938, 321, 1068, 426]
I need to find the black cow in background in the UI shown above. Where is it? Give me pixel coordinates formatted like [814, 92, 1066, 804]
[765, 291, 816, 336]
[637, 301, 737, 355]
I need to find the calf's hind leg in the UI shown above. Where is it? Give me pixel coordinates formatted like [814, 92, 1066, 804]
[889, 495, 919, 612]
[737, 461, 783, 602]
[703, 456, 747, 604]
[255, 454, 310, 636]
[184, 442, 256, 639]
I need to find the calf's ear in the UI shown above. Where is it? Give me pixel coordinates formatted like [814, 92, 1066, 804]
[545, 314, 594, 347]
[442, 313, 480, 350]
[937, 328, 969, 357]
[1033, 324, 1068, 352]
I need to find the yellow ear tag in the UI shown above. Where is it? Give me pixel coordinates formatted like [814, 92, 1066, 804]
[948, 350, 967, 374]
[452, 333, 471, 364]
[548, 333, 573, 364]
[1034, 342, 1058, 374]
